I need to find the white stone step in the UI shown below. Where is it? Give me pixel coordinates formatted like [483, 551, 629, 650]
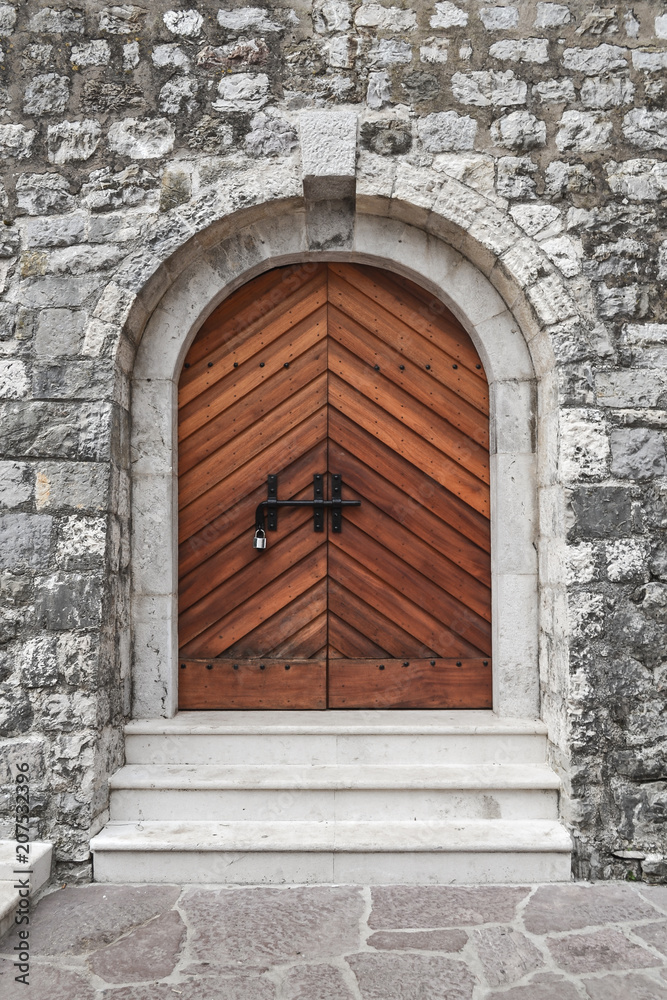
[0, 841, 53, 940]
[125, 711, 548, 766]
[108, 763, 560, 822]
[91, 819, 573, 885]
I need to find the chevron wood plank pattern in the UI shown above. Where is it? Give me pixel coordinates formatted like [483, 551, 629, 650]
[178, 263, 491, 709]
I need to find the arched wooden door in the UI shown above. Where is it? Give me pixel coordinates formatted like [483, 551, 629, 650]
[177, 263, 491, 709]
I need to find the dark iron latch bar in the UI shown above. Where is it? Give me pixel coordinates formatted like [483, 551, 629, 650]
[253, 474, 360, 549]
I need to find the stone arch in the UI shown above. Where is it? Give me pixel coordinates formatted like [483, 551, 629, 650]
[105, 164, 580, 727]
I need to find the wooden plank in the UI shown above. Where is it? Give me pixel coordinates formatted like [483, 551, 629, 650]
[266, 612, 327, 658]
[180, 503, 312, 612]
[179, 311, 327, 443]
[329, 545, 485, 657]
[224, 581, 327, 658]
[179, 271, 328, 407]
[327, 658, 492, 709]
[179, 409, 327, 542]
[330, 263, 486, 380]
[331, 500, 491, 624]
[329, 579, 436, 659]
[178, 658, 326, 710]
[328, 268, 488, 411]
[328, 441, 491, 583]
[186, 264, 326, 368]
[330, 524, 491, 651]
[329, 408, 490, 547]
[179, 440, 327, 577]
[179, 520, 323, 646]
[329, 374, 490, 517]
[328, 613, 391, 658]
[179, 375, 327, 509]
[328, 338, 489, 484]
[329, 304, 488, 448]
[180, 545, 326, 657]
[179, 340, 327, 476]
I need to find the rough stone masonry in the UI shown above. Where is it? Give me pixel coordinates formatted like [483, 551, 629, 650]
[0, 0, 666, 883]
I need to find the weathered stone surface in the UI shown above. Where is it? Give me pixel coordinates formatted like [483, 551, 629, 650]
[430, 2, 468, 28]
[480, 6, 519, 30]
[28, 7, 84, 33]
[491, 111, 546, 149]
[368, 929, 468, 951]
[0, 124, 35, 159]
[533, 78, 576, 103]
[180, 886, 365, 966]
[556, 111, 613, 152]
[473, 926, 545, 985]
[606, 159, 667, 201]
[610, 429, 667, 480]
[3, 885, 181, 955]
[355, 4, 417, 31]
[280, 964, 357, 999]
[71, 40, 111, 67]
[369, 886, 529, 928]
[108, 118, 175, 159]
[562, 45, 628, 75]
[16, 173, 75, 216]
[0, 958, 96, 1000]
[0, 402, 112, 461]
[98, 971, 276, 1000]
[24, 74, 70, 116]
[88, 909, 186, 983]
[451, 70, 526, 106]
[361, 119, 412, 155]
[547, 927, 657, 974]
[47, 121, 101, 164]
[523, 884, 662, 934]
[0, 514, 52, 570]
[535, 3, 571, 28]
[623, 110, 667, 151]
[581, 75, 635, 109]
[496, 156, 537, 198]
[98, 5, 147, 34]
[490, 38, 549, 63]
[213, 73, 270, 112]
[582, 973, 667, 1000]
[0, 461, 32, 508]
[347, 953, 475, 1000]
[418, 111, 476, 151]
[367, 71, 392, 109]
[301, 110, 357, 198]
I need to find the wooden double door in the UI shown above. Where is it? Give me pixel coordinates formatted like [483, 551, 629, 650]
[177, 262, 492, 710]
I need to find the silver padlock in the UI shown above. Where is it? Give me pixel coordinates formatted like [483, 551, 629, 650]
[253, 527, 267, 550]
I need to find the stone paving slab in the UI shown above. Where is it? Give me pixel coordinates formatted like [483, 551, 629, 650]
[0, 882, 665, 999]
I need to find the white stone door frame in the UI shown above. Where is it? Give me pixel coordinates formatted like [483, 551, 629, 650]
[130, 207, 544, 721]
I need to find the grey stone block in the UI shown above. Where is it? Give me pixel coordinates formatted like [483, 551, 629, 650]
[35, 308, 87, 357]
[34, 461, 110, 512]
[611, 428, 667, 480]
[0, 402, 113, 461]
[568, 487, 637, 539]
[0, 513, 52, 570]
[34, 572, 103, 629]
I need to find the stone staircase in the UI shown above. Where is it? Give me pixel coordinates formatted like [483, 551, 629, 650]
[91, 711, 572, 884]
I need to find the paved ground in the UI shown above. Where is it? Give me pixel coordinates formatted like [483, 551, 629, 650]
[1, 882, 666, 998]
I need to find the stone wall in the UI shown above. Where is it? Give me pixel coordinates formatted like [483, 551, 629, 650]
[0, 0, 665, 881]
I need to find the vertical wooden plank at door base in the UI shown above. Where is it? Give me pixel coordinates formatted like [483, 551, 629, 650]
[178, 659, 327, 709]
[327, 658, 493, 709]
